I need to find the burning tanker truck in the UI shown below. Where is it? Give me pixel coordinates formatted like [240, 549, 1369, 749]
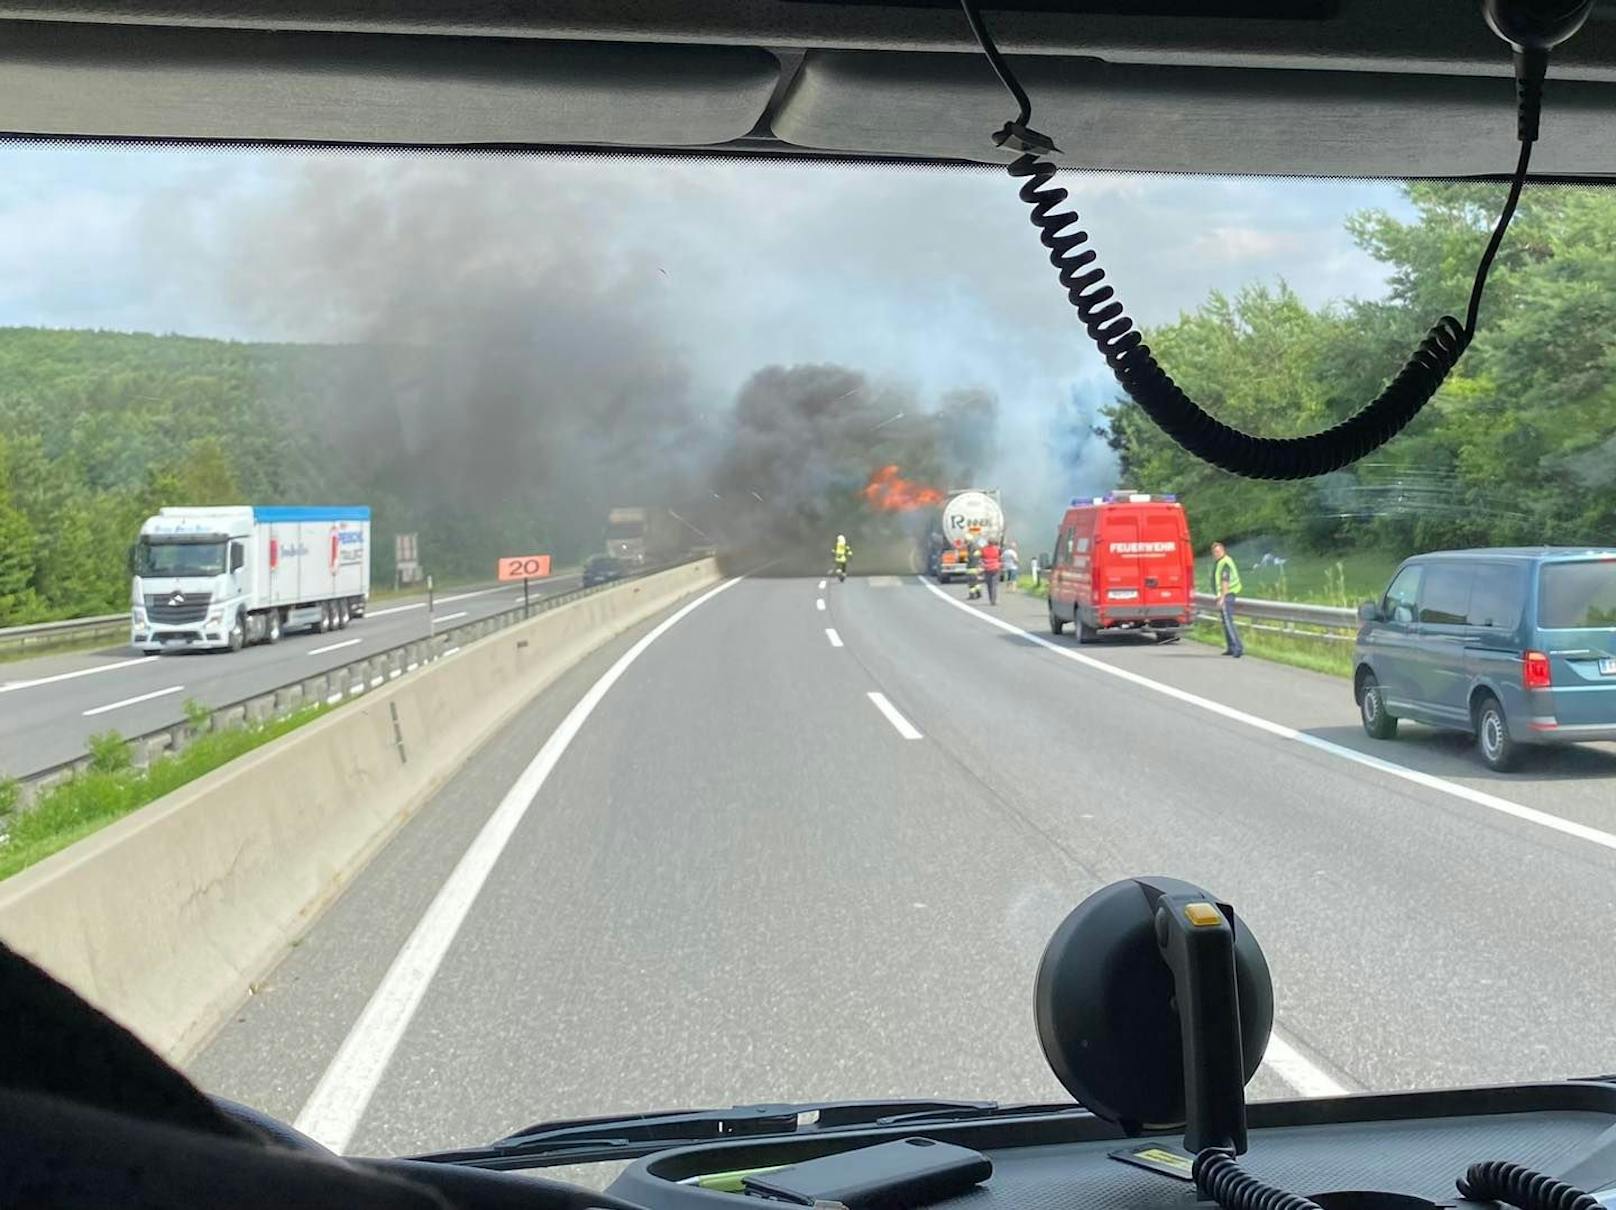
[927, 488, 1006, 583]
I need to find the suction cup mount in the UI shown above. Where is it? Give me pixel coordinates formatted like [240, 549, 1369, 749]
[1034, 876, 1274, 1154]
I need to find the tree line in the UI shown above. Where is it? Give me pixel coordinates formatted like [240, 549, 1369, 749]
[0, 328, 576, 625]
[1105, 182, 1616, 559]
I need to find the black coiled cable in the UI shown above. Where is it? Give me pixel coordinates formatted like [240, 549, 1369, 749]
[1457, 1160, 1603, 1210]
[1193, 1148, 1322, 1210]
[959, 0, 1535, 482]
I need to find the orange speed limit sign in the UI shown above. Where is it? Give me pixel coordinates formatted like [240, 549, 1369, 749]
[498, 554, 551, 581]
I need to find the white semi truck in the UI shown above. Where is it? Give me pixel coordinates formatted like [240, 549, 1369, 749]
[929, 489, 1005, 582]
[130, 505, 371, 653]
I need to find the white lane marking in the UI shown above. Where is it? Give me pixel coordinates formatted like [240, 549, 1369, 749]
[818, 580, 827, 590]
[295, 575, 742, 1153]
[824, 627, 844, 648]
[82, 684, 185, 717]
[1263, 1031, 1350, 1097]
[867, 691, 923, 740]
[1, 655, 156, 695]
[308, 638, 363, 657]
[816, 599, 826, 612]
[365, 582, 536, 619]
[919, 577, 1616, 856]
[435, 611, 469, 623]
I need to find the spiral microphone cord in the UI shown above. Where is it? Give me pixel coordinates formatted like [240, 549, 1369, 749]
[957, 0, 1541, 482]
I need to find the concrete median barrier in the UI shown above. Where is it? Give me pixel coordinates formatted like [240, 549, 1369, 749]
[0, 558, 721, 1062]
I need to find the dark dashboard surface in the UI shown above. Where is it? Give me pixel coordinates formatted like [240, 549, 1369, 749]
[605, 1085, 1616, 1210]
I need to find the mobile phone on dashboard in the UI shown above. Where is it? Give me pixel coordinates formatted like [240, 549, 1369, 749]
[740, 1138, 992, 1209]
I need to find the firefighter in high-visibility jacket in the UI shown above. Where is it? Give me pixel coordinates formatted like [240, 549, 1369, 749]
[1211, 541, 1244, 658]
[833, 534, 851, 579]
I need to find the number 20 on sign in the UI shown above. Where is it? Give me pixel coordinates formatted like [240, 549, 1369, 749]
[499, 554, 551, 582]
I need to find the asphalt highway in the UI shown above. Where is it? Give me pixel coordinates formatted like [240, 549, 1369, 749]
[0, 574, 580, 777]
[187, 574, 1616, 1160]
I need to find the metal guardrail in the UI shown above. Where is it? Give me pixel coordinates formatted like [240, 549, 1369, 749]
[0, 612, 129, 656]
[9, 557, 706, 805]
[1191, 592, 1357, 642]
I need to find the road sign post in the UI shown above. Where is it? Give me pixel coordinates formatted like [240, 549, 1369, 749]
[498, 554, 551, 621]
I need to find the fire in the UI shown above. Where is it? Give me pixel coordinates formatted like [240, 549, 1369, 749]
[862, 464, 944, 512]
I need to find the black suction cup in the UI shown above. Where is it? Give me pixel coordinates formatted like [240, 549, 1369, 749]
[1034, 876, 1274, 1146]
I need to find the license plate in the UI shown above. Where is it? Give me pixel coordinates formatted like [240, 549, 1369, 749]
[1601, 658, 1616, 676]
[1108, 589, 1139, 601]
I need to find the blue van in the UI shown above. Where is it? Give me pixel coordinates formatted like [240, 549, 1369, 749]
[1353, 548, 1616, 771]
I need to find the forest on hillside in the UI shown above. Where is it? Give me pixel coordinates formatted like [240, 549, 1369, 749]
[0, 328, 633, 624]
[1104, 182, 1616, 560]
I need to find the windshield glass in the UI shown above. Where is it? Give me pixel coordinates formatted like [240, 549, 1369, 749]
[1539, 561, 1616, 628]
[135, 539, 227, 578]
[3, 144, 1615, 1162]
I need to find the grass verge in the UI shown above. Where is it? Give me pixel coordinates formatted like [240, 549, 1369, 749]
[1188, 618, 1353, 679]
[0, 704, 327, 881]
[1233, 548, 1400, 608]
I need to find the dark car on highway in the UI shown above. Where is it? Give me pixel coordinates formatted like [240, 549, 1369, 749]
[1354, 548, 1616, 771]
[583, 555, 626, 588]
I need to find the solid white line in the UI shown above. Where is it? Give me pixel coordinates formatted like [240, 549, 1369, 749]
[867, 691, 923, 740]
[815, 599, 826, 612]
[1, 655, 156, 695]
[295, 575, 742, 1153]
[435, 611, 469, 623]
[1263, 1031, 1350, 1097]
[82, 684, 184, 717]
[363, 602, 425, 618]
[824, 627, 844, 648]
[917, 577, 1616, 857]
[308, 638, 362, 657]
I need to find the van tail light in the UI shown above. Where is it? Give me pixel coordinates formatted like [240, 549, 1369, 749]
[1523, 650, 1552, 689]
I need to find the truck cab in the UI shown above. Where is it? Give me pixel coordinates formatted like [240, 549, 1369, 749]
[1046, 493, 1195, 643]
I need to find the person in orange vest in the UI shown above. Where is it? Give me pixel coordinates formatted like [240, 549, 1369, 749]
[980, 536, 1003, 606]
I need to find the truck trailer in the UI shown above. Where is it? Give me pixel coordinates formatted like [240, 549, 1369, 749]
[131, 505, 371, 653]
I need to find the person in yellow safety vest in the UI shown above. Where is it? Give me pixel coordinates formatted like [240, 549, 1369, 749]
[833, 534, 851, 577]
[1211, 541, 1244, 658]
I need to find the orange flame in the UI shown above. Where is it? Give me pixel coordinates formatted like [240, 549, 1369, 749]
[862, 464, 944, 512]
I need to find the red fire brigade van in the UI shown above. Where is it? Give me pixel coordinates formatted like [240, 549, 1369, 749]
[1046, 493, 1196, 643]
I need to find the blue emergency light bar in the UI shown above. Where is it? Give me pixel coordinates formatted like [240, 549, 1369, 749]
[1067, 492, 1178, 507]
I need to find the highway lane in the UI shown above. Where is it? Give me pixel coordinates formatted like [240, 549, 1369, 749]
[0, 574, 580, 778]
[189, 574, 1616, 1160]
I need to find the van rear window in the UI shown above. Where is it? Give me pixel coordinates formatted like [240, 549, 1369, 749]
[1538, 561, 1616, 629]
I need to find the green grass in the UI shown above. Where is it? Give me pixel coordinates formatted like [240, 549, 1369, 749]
[1230, 547, 1400, 608]
[1188, 618, 1353, 679]
[0, 705, 327, 881]
[1014, 575, 1049, 598]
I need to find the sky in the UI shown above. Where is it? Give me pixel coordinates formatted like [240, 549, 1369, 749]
[0, 142, 1415, 537]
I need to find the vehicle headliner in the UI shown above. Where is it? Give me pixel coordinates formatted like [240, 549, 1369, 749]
[4, 1, 1615, 178]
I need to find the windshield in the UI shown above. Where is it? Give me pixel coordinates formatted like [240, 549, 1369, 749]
[3, 145, 1616, 1163]
[135, 539, 228, 578]
[1539, 561, 1616, 629]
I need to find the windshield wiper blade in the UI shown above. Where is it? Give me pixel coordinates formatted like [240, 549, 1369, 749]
[410, 1100, 1012, 1169]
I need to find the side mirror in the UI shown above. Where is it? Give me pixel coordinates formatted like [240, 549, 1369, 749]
[230, 544, 245, 572]
[1357, 601, 1381, 623]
